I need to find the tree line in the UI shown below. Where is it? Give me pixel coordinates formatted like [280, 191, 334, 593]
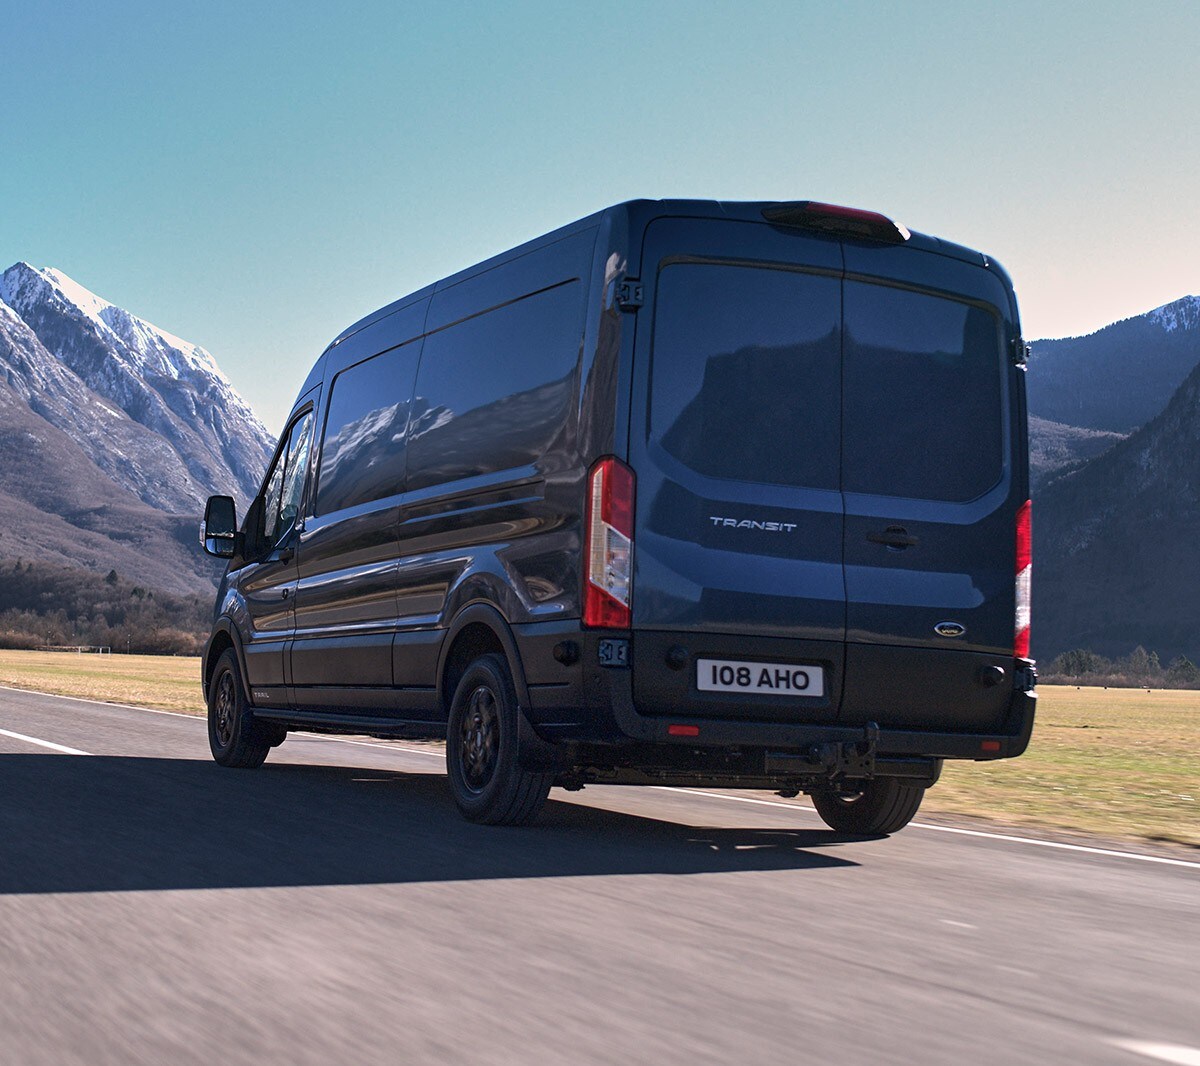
[1042, 645, 1200, 688]
[0, 560, 210, 656]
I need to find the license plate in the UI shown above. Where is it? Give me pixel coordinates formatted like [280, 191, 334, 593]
[696, 658, 825, 698]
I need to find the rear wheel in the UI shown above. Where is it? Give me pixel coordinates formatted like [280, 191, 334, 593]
[446, 653, 552, 825]
[207, 649, 271, 769]
[809, 778, 925, 835]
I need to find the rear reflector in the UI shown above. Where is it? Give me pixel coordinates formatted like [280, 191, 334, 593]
[761, 201, 911, 243]
[668, 724, 700, 737]
[583, 456, 635, 628]
[1015, 499, 1032, 659]
[981, 740, 1002, 753]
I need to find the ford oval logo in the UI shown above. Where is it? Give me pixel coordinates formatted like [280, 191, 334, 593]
[934, 621, 966, 638]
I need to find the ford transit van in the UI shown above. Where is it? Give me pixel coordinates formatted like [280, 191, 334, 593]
[201, 199, 1036, 832]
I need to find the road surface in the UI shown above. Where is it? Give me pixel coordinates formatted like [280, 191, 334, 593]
[1, 685, 1197, 1065]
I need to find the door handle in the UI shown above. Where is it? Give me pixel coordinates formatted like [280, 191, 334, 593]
[867, 527, 919, 549]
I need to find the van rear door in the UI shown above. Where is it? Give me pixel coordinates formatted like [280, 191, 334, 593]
[839, 244, 1020, 732]
[628, 218, 846, 723]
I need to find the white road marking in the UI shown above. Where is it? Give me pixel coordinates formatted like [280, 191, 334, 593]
[0, 727, 91, 756]
[3, 685, 1198, 871]
[658, 787, 1200, 870]
[1109, 1039, 1200, 1065]
[940, 920, 977, 929]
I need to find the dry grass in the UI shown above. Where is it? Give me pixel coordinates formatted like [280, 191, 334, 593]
[1, 650, 1196, 847]
[0, 649, 204, 715]
[926, 686, 1199, 847]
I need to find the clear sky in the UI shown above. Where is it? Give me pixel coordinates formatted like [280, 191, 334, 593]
[3, 0, 1198, 434]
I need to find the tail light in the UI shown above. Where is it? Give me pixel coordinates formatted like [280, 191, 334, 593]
[761, 201, 911, 243]
[583, 457, 634, 628]
[1015, 499, 1032, 659]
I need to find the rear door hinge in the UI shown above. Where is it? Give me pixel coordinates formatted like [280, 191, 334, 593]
[615, 278, 643, 311]
[1012, 336, 1030, 367]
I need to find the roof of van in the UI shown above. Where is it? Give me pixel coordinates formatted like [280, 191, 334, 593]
[325, 198, 998, 352]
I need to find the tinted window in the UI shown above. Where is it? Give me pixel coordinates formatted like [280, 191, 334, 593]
[279, 412, 313, 531]
[259, 411, 312, 549]
[407, 281, 583, 491]
[843, 282, 1003, 501]
[650, 263, 841, 490]
[316, 342, 420, 515]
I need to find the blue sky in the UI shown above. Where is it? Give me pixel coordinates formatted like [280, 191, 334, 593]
[3, 0, 1198, 433]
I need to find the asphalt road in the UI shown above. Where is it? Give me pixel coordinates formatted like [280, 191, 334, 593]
[1, 686, 1198, 1066]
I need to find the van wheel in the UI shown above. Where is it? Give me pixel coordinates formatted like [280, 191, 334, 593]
[809, 778, 925, 835]
[446, 654, 553, 825]
[207, 649, 271, 769]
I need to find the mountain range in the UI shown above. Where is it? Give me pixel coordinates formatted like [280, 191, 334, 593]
[0, 260, 1197, 662]
[1030, 295, 1200, 661]
[0, 263, 273, 596]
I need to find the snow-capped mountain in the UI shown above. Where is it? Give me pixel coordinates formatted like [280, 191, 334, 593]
[1027, 294, 1200, 434]
[0, 263, 275, 594]
[0, 262, 272, 511]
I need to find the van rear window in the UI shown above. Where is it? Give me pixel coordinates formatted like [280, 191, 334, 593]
[843, 282, 1003, 502]
[649, 263, 841, 490]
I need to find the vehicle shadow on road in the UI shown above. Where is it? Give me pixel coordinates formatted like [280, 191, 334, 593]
[0, 753, 863, 894]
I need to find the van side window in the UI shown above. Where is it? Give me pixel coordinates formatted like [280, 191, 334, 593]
[406, 281, 583, 492]
[843, 283, 1003, 502]
[279, 412, 313, 531]
[315, 342, 420, 515]
[649, 263, 841, 490]
[259, 410, 313, 549]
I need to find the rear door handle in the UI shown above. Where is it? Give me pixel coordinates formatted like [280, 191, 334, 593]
[867, 527, 919, 549]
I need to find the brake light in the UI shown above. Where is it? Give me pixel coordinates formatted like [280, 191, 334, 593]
[583, 457, 634, 628]
[761, 201, 911, 243]
[1015, 499, 1032, 659]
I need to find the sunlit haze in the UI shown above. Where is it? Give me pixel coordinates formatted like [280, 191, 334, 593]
[3, 0, 1197, 433]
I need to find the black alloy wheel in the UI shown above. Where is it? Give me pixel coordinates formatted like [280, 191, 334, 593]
[207, 648, 271, 769]
[445, 653, 553, 825]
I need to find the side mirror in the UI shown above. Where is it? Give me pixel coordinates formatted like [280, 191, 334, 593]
[201, 495, 239, 558]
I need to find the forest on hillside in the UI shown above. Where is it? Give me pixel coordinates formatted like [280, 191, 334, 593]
[0, 560, 210, 655]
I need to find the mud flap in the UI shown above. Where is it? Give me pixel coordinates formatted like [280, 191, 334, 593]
[516, 705, 567, 772]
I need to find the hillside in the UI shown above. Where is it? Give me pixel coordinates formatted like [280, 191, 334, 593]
[1034, 354, 1200, 663]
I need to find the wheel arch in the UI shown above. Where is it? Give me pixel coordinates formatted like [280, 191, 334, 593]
[436, 603, 532, 715]
[202, 620, 250, 703]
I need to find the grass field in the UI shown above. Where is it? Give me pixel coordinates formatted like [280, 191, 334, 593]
[1, 650, 1196, 847]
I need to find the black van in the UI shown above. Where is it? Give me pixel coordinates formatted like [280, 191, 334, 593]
[200, 199, 1036, 833]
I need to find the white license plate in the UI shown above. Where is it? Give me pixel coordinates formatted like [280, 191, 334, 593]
[696, 658, 825, 698]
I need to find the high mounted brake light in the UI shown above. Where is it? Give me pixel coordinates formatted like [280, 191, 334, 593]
[761, 201, 911, 244]
[583, 457, 634, 628]
[1015, 499, 1032, 660]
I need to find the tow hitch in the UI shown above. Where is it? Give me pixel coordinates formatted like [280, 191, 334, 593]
[765, 721, 879, 783]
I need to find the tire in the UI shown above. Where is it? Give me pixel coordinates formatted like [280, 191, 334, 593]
[809, 778, 926, 835]
[445, 653, 553, 825]
[207, 649, 271, 769]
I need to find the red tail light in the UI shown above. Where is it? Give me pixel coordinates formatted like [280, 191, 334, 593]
[583, 457, 634, 628]
[1015, 499, 1032, 659]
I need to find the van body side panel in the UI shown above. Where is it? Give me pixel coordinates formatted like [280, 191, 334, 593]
[628, 217, 847, 722]
[395, 230, 596, 635]
[838, 243, 1023, 731]
[290, 303, 426, 710]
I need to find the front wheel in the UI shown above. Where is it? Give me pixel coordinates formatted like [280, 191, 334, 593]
[207, 649, 271, 769]
[809, 778, 925, 835]
[446, 654, 553, 825]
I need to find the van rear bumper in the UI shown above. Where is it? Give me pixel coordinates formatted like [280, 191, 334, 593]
[594, 661, 1037, 763]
